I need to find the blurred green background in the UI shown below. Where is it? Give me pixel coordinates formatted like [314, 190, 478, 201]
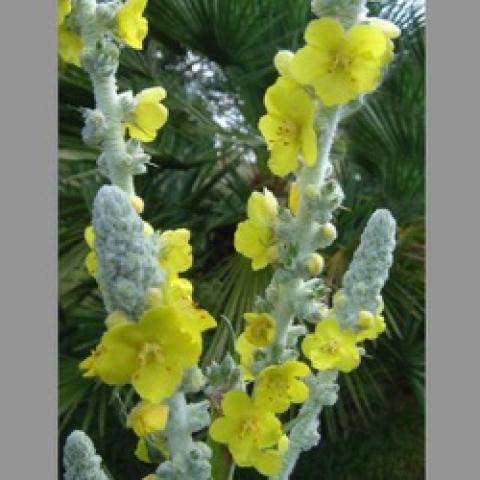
[58, 1, 425, 478]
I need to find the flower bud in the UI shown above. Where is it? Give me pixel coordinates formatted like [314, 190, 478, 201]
[130, 195, 144, 214]
[333, 289, 347, 308]
[307, 253, 324, 276]
[143, 221, 154, 237]
[320, 222, 337, 243]
[274, 50, 294, 77]
[357, 310, 375, 329]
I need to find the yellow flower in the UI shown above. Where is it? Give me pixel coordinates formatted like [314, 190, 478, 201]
[258, 77, 317, 177]
[58, 25, 83, 67]
[243, 312, 276, 347]
[254, 360, 310, 413]
[235, 334, 257, 381]
[141, 475, 158, 480]
[58, 0, 71, 26]
[116, 0, 149, 50]
[367, 17, 400, 65]
[124, 87, 168, 142]
[209, 390, 284, 476]
[302, 318, 360, 372]
[290, 17, 390, 106]
[157, 229, 193, 278]
[127, 400, 169, 437]
[234, 189, 279, 270]
[288, 181, 300, 215]
[145, 277, 193, 308]
[234, 312, 275, 380]
[356, 310, 386, 342]
[81, 305, 202, 402]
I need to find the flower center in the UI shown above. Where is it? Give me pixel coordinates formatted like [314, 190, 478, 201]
[250, 320, 271, 343]
[239, 417, 259, 439]
[268, 374, 289, 393]
[321, 339, 339, 354]
[137, 342, 163, 367]
[275, 119, 299, 146]
[328, 49, 352, 73]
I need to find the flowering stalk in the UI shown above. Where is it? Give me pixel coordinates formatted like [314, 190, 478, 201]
[212, 0, 401, 478]
[60, 2, 215, 479]
[73, 0, 151, 194]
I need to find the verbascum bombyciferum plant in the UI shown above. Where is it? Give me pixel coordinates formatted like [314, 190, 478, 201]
[61, 1, 399, 479]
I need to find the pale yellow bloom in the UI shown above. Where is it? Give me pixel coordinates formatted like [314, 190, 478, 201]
[291, 17, 390, 106]
[259, 77, 317, 177]
[124, 87, 168, 142]
[234, 189, 279, 270]
[254, 360, 310, 413]
[157, 228, 193, 278]
[209, 390, 285, 476]
[302, 318, 360, 372]
[117, 0, 149, 50]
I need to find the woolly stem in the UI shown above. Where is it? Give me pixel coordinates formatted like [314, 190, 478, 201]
[269, 107, 341, 353]
[165, 391, 194, 454]
[75, 0, 135, 195]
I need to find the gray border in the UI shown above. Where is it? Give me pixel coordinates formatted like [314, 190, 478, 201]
[427, 0, 480, 478]
[0, 1, 57, 478]
[2, 0, 480, 477]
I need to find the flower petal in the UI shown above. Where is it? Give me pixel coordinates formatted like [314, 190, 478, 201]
[304, 18, 344, 49]
[136, 86, 167, 103]
[222, 390, 252, 417]
[268, 143, 300, 177]
[132, 358, 183, 402]
[209, 417, 235, 444]
[301, 125, 317, 166]
[250, 449, 282, 476]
